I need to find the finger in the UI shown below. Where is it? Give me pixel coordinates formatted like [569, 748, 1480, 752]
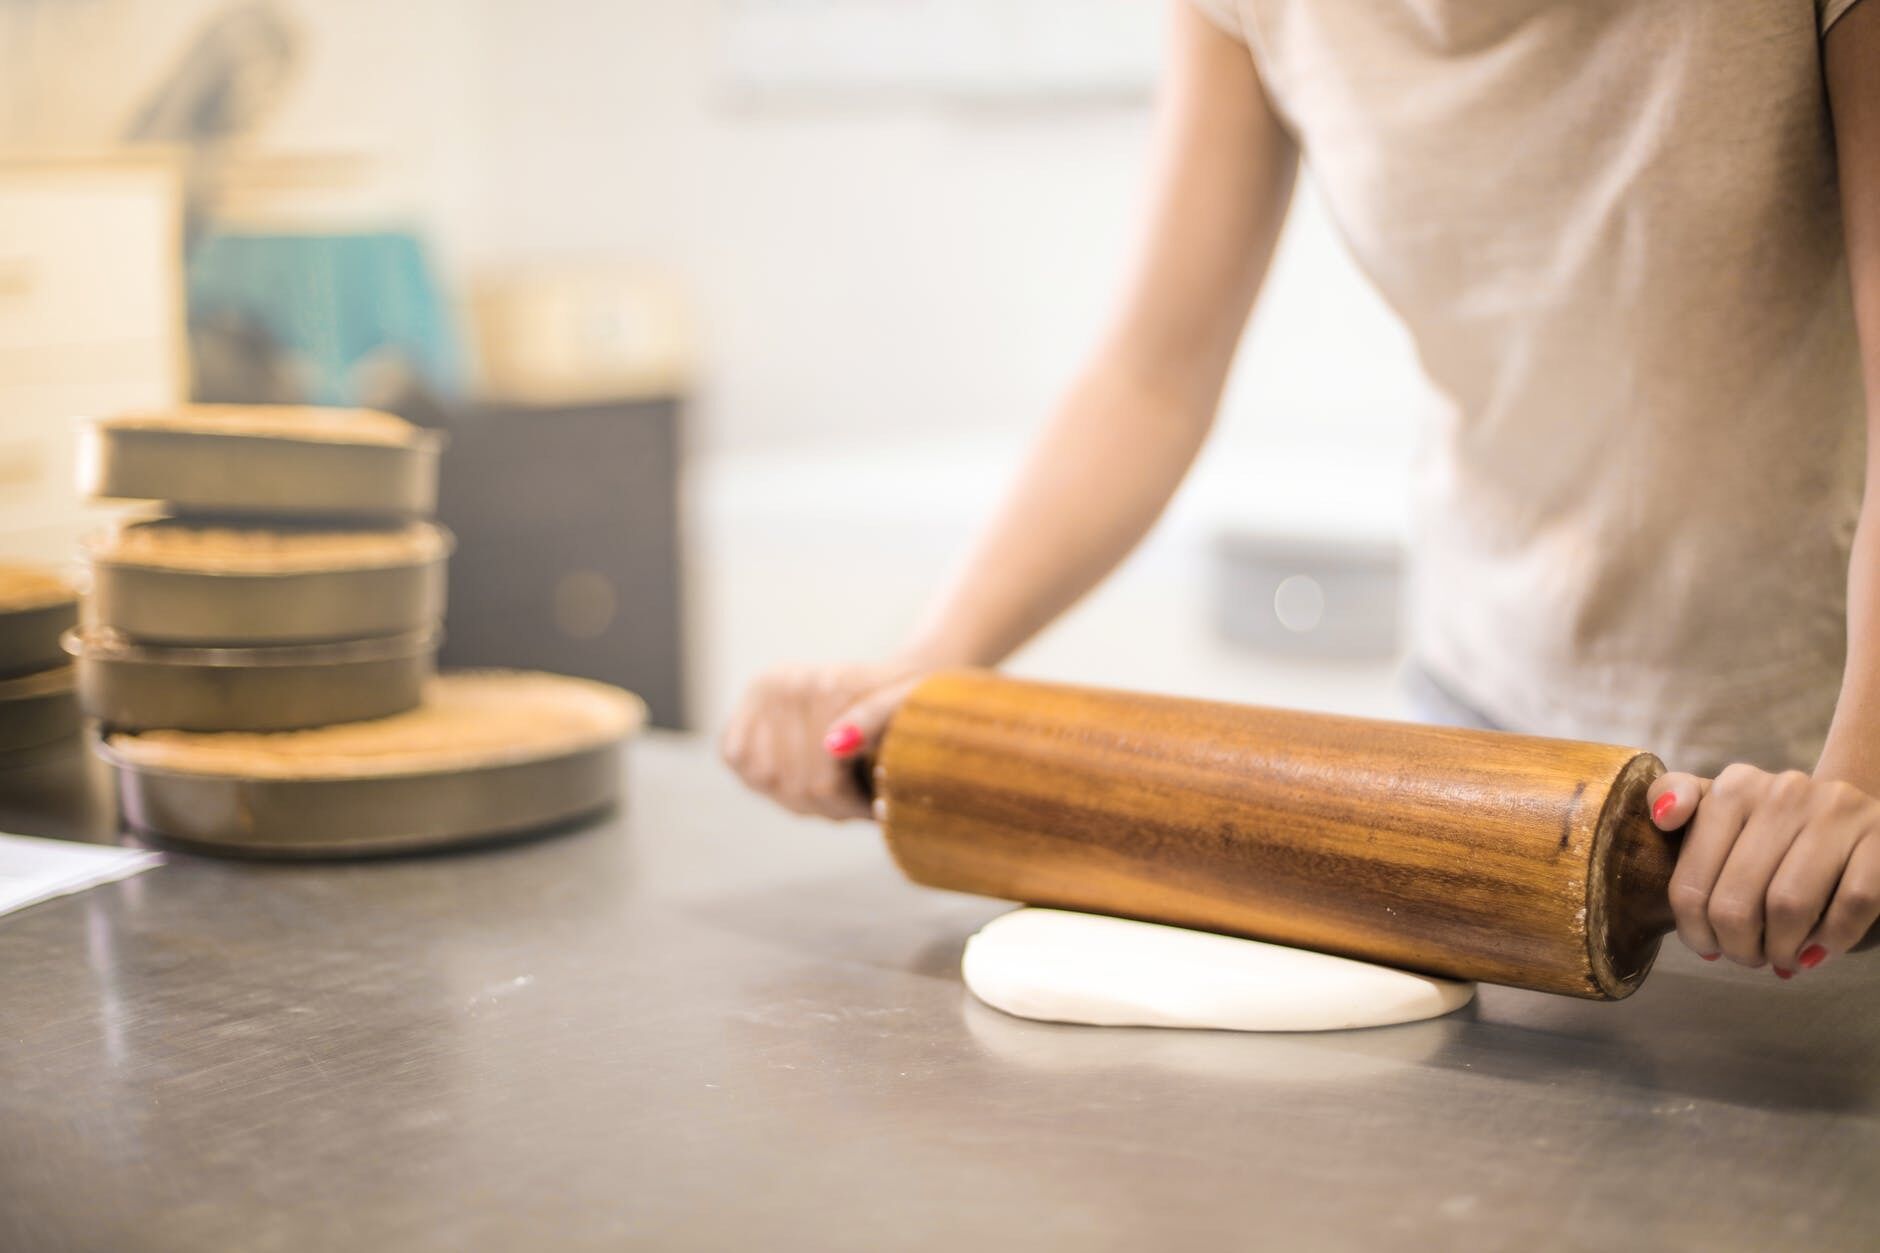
[1801, 836, 1880, 963]
[770, 729, 826, 817]
[718, 707, 751, 773]
[801, 726, 872, 820]
[789, 697, 864, 820]
[804, 772, 871, 821]
[823, 674, 924, 787]
[1647, 773, 1707, 831]
[825, 675, 924, 754]
[1762, 823, 1852, 974]
[782, 677, 849, 816]
[1707, 773, 1810, 968]
[1666, 773, 1749, 961]
[744, 718, 782, 797]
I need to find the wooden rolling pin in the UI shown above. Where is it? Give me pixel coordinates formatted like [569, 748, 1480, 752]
[869, 671, 1678, 1000]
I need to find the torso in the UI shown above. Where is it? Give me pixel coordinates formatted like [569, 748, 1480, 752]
[1222, 0, 1865, 770]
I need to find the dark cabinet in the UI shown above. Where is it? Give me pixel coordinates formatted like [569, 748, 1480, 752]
[435, 396, 686, 729]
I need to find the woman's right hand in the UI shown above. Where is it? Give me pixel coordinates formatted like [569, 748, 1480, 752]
[719, 661, 933, 820]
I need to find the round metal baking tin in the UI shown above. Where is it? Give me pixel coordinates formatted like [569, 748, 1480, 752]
[65, 628, 437, 732]
[78, 422, 445, 519]
[0, 594, 79, 677]
[0, 665, 79, 756]
[95, 723, 639, 859]
[83, 524, 452, 646]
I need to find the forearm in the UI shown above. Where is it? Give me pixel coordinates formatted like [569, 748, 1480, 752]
[1817, 499, 1880, 792]
[900, 0, 1296, 671]
[899, 363, 1220, 669]
[1819, 4, 1880, 792]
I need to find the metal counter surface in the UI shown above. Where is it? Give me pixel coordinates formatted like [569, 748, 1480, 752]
[1, 735, 1876, 1251]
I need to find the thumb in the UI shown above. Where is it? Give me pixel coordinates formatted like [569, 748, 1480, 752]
[821, 675, 922, 764]
[1646, 771, 1709, 831]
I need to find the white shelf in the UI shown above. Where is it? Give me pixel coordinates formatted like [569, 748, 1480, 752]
[720, 0, 1162, 104]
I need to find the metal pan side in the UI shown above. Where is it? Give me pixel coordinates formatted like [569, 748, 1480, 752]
[67, 630, 436, 732]
[0, 665, 80, 755]
[103, 739, 624, 857]
[85, 558, 448, 645]
[0, 598, 80, 676]
[81, 426, 442, 518]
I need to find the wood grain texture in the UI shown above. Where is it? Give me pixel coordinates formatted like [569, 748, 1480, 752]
[874, 671, 1678, 1000]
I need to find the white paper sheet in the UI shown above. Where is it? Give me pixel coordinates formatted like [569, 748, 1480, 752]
[0, 832, 161, 919]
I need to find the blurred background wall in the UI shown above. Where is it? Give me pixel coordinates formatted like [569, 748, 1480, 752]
[1, 0, 1424, 729]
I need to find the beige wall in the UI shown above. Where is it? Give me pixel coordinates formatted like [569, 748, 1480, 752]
[458, 1, 1420, 462]
[2, 0, 1421, 463]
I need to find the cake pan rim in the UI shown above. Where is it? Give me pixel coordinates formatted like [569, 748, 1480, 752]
[94, 689, 647, 785]
[99, 735, 627, 856]
[82, 521, 456, 577]
[0, 663, 76, 700]
[63, 626, 441, 668]
[79, 417, 449, 453]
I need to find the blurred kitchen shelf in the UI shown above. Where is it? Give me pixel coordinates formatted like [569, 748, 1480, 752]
[471, 267, 691, 408]
[0, 153, 186, 563]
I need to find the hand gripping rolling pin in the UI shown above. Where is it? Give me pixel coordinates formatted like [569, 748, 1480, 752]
[866, 671, 1678, 1000]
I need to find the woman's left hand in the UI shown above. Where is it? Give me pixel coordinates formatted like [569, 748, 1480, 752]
[1647, 767, 1880, 977]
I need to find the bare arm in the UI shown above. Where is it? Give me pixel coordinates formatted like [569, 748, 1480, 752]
[902, 2, 1298, 669]
[1816, 0, 1880, 792]
[723, 2, 1298, 819]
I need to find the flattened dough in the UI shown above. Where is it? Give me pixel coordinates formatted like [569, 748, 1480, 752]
[962, 908, 1474, 1032]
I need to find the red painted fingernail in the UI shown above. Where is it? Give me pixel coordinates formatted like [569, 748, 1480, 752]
[822, 723, 864, 758]
[1799, 944, 1827, 970]
[1651, 793, 1677, 823]
[1701, 952, 1720, 961]
[1774, 967, 1793, 980]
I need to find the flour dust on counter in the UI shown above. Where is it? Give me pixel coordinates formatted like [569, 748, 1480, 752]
[963, 908, 1475, 1032]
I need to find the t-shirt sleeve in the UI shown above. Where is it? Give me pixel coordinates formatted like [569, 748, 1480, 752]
[1820, 0, 1869, 34]
[1188, 0, 1248, 42]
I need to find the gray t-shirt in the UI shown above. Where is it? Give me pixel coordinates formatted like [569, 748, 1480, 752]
[1195, 0, 1869, 773]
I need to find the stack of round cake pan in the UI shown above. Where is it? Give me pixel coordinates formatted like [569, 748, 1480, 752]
[70, 405, 448, 732]
[0, 563, 81, 759]
[73, 405, 646, 858]
[79, 404, 443, 518]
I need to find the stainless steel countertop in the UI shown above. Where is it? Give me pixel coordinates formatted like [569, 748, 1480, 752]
[2, 735, 1876, 1251]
